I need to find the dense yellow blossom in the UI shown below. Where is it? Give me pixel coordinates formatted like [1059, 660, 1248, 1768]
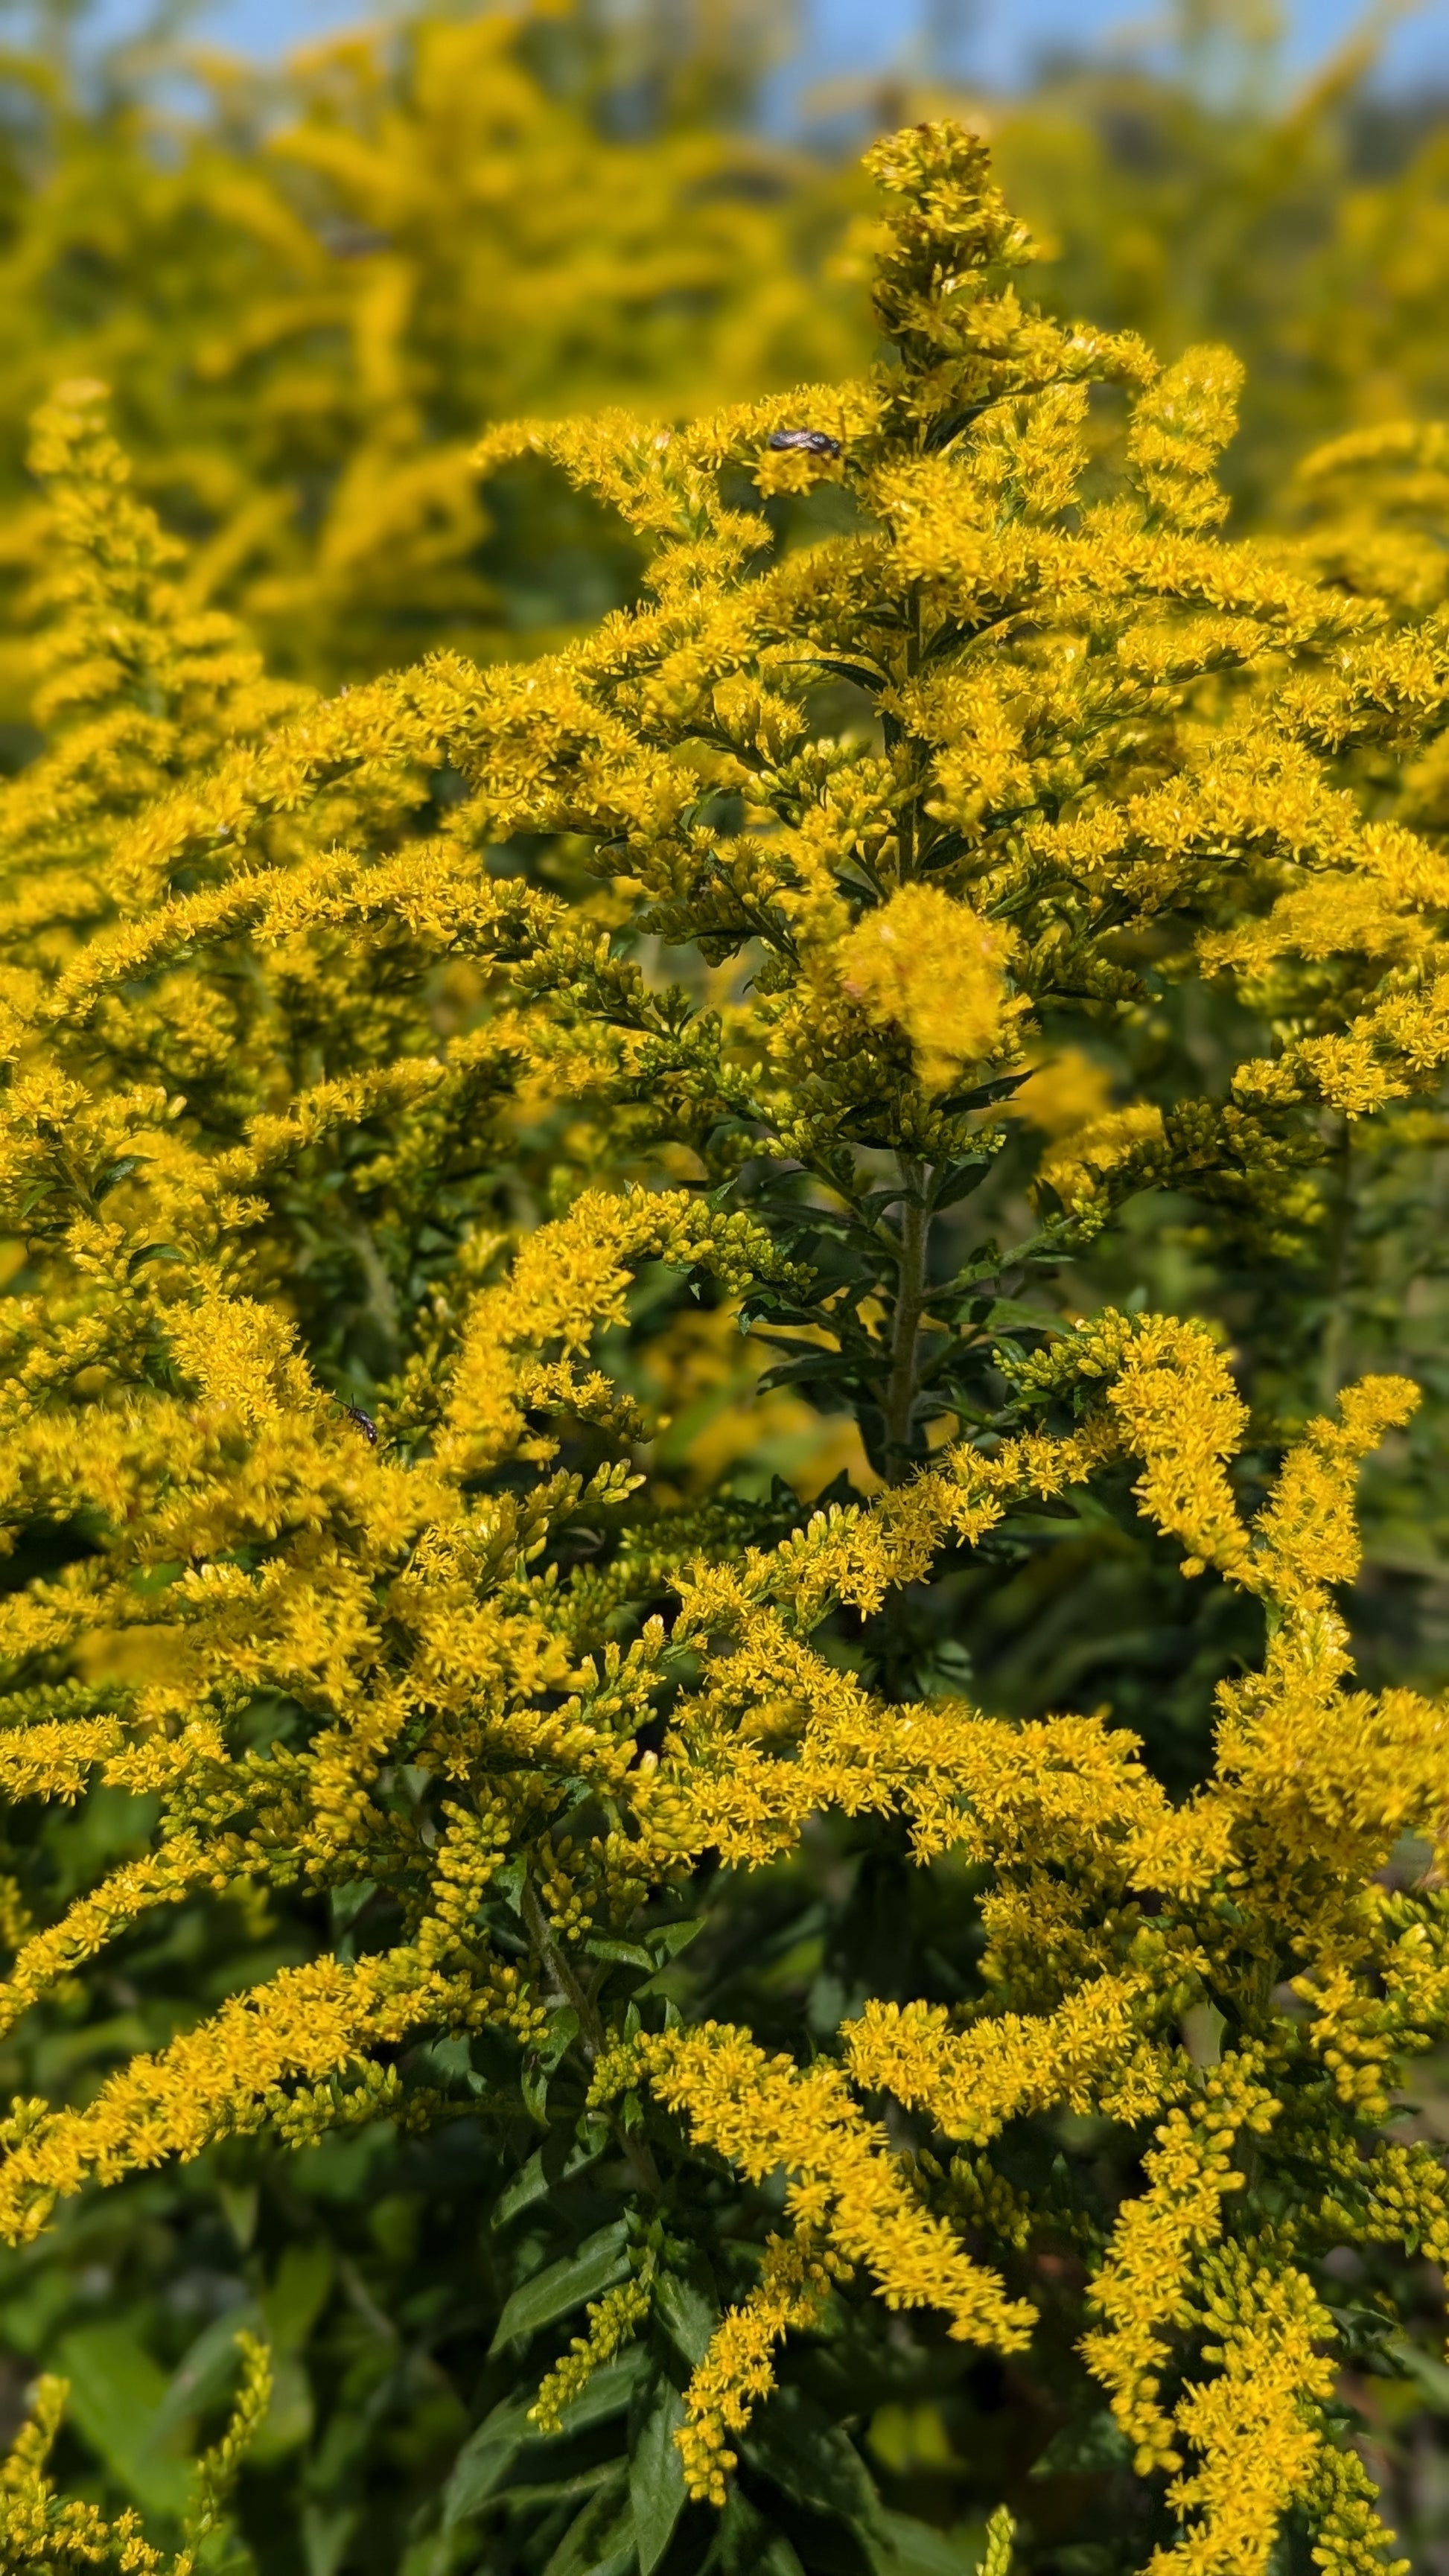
[835, 884, 1027, 1092]
[0, 110, 1442, 2576]
[638, 2024, 1034, 2352]
[0, 1, 873, 697]
[669, 2228, 835, 2506]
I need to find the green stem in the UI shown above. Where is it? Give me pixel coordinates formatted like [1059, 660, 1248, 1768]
[1318, 1116, 1354, 1411]
[897, 581, 921, 882]
[521, 1876, 661, 2199]
[883, 1160, 929, 1482]
[522, 1875, 602, 2053]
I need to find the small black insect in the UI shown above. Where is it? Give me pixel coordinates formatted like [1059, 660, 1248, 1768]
[343, 1403, 378, 1444]
[767, 428, 842, 459]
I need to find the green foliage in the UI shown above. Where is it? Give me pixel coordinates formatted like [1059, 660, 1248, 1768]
[0, 0, 1440, 710]
[0, 0, 864, 696]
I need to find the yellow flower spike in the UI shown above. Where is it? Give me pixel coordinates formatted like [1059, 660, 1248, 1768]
[1082, 2056, 1279, 2475]
[844, 1977, 1160, 2149]
[529, 2270, 655, 2438]
[1128, 346, 1245, 535]
[1146, 2251, 1339, 2576]
[0, 2328, 270, 2575]
[675, 2230, 834, 2505]
[643, 2024, 1034, 2365]
[1247, 1375, 1419, 1614]
[976, 2507, 1016, 2576]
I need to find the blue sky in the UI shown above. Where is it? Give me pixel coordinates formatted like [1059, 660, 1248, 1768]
[798, 0, 1449, 92]
[147, 0, 1449, 92]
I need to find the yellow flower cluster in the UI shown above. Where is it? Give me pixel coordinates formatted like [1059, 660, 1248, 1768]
[528, 2270, 655, 2439]
[637, 2018, 1034, 2347]
[835, 883, 1027, 1092]
[0, 2335, 270, 2573]
[666, 2229, 835, 2507]
[0, 111, 1444, 2576]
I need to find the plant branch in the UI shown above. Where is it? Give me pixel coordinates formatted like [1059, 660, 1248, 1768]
[521, 1875, 662, 2198]
[882, 1158, 929, 1481]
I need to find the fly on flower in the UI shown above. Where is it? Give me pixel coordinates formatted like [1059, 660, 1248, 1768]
[766, 427, 842, 457]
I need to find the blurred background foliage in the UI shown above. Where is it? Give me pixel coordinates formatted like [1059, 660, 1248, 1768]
[2, 2, 1449, 2571]
[0, 0, 1442, 697]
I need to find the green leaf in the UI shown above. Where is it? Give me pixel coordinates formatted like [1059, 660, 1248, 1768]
[127, 1242, 186, 1270]
[584, 1935, 656, 1968]
[493, 2124, 608, 2230]
[55, 2324, 192, 2520]
[411, 2033, 474, 2086]
[873, 2513, 986, 2575]
[261, 2242, 333, 2356]
[486, 2464, 626, 2513]
[488, 2222, 631, 2353]
[493, 2146, 550, 2228]
[630, 2371, 687, 2576]
[632, 1917, 707, 1997]
[249, 2354, 314, 2465]
[329, 1880, 376, 1936]
[932, 1160, 994, 1210]
[443, 2350, 647, 2530]
[442, 2396, 536, 2528]
[984, 1297, 1062, 1336]
[707, 2488, 806, 2575]
[654, 2266, 717, 2366]
[217, 2180, 258, 2250]
[301, 2504, 356, 2576]
[758, 1347, 864, 1389]
[1029, 2411, 1133, 2476]
[540, 2473, 631, 2576]
[806, 655, 887, 695]
[934, 1072, 1031, 1115]
[150, 2306, 261, 2444]
[742, 2383, 882, 2525]
[92, 1156, 143, 1201]
[1389, 2335, 1449, 2414]
[521, 2004, 581, 2120]
[559, 2348, 649, 2433]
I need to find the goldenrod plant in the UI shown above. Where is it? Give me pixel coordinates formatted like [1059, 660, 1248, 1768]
[0, 0, 1442, 717]
[0, 0, 866, 698]
[981, 1, 1449, 522]
[4, 109, 1449, 2576]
